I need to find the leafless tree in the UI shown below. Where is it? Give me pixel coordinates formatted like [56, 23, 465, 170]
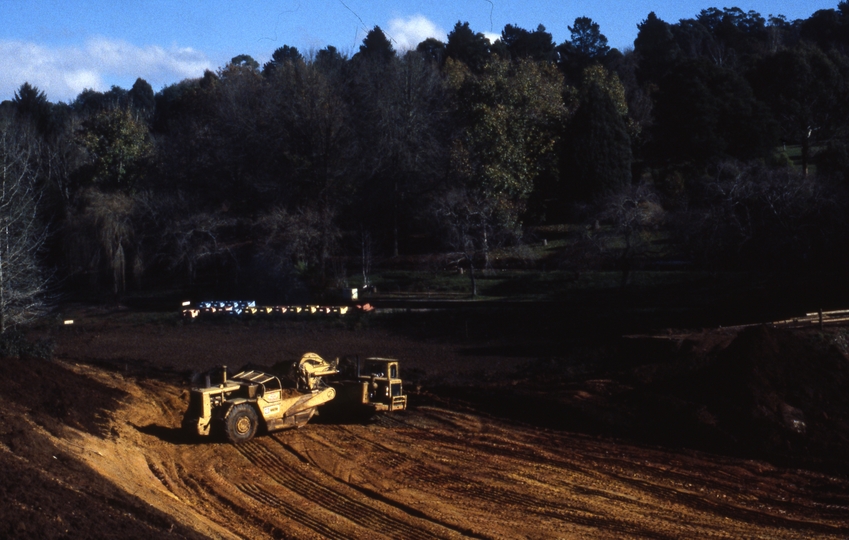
[602, 183, 665, 287]
[679, 160, 847, 269]
[254, 205, 340, 288]
[431, 187, 511, 297]
[63, 189, 138, 298]
[123, 191, 239, 288]
[561, 183, 664, 289]
[360, 226, 374, 289]
[163, 212, 237, 286]
[0, 123, 50, 332]
[266, 59, 355, 277]
[351, 51, 449, 256]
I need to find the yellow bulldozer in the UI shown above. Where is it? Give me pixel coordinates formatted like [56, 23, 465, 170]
[182, 353, 339, 443]
[182, 353, 407, 443]
[325, 356, 408, 417]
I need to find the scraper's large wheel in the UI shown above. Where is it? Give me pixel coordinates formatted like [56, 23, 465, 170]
[224, 403, 259, 444]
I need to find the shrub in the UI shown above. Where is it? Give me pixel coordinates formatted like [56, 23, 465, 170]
[0, 330, 55, 360]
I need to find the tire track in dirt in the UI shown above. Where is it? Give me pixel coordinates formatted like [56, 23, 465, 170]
[281, 428, 490, 540]
[179, 469, 291, 539]
[149, 401, 848, 540]
[534, 437, 849, 537]
[358, 408, 849, 539]
[609, 472, 849, 536]
[533, 429, 849, 528]
[487, 436, 843, 537]
[307, 415, 693, 540]
[48, 314, 849, 539]
[304, 424, 596, 530]
[303, 423, 465, 495]
[236, 484, 349, 540]
[310, 424, 444, 472]
[302, 425, 450, 488]
[236, 438, 462, 540]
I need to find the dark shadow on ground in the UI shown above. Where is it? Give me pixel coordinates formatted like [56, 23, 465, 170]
[370, 271, 849, 347]
[312, 409, 377, 425]
[427, 326, 849, 477]
[135, 423, 200, 445]
[457, 343, 565, 357]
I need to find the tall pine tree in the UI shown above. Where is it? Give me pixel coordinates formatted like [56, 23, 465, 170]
[563, 70, 632, 201]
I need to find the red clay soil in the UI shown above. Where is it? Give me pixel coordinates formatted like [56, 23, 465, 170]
[0, 355, 207, 539]
[0, 354, 125, 438]
[1, 309, 847, 538]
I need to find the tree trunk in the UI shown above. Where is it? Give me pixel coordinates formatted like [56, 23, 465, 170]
[801, 132, 810, 178]
[620, 233, 632, 291]
[482, 226, 490, 272]
[467, 256, 477, 298]
[393, 181, 399, 257]
[0, 248, 4, 335]
[113, 242, 125, 303]
[361, 227, 370, 288]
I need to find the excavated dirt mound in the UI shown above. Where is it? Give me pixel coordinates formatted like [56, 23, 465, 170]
[680, 326, 849, 467]
[2, 310, 848, 538]
[0, 355, 126, 438]
[456, 325, 849, 473]
[4, 357, 849, 539]
[0, 356, 208, 539]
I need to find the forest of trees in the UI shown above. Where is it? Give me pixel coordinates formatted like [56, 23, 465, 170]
[2, 4, 849, 321]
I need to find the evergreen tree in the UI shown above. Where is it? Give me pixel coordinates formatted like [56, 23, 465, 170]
[446, 21, 491, 72]
[563, 71, 632, 201]
[800, 6, 849, 52]
[498, 24, 556, 62]
[230, 54, 260, 70]
[558, 17, 613, 82]
[749, 43, 849, 175]
[355, 26, 395, 63]
[263, 45, 303, 75]
[416, 38, 446, 64]
[569, 17, 610, 59]
[128, 78, 155, 116]
[314, 46, 347, 74]
[634, 12, 680, 85]
[651, 59, 777, 167]
[12, 83, 53, 135]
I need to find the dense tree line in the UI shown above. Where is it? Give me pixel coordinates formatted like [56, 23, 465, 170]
[3, 3, 849, 313]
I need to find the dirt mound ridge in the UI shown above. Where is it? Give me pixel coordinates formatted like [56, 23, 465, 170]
[0, 356, 126, 438]
[692, 325, 849, 468]
[0, 356, 207, 540]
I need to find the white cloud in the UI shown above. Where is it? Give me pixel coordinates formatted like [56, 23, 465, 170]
[0, 37, 213, 103]
[64, 70, 103, 96]
[483, 32, 501, 45]
[387, 15, 446, 51]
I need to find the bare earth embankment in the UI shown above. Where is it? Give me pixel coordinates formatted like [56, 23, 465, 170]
[2, 308, 848, 538]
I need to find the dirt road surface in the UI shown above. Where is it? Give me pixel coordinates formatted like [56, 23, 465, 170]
[3, 309, 847, 538]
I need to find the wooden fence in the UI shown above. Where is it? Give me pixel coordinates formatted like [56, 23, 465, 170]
[771, 309, 849, 328]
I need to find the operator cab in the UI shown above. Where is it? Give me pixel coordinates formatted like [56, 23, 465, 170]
[231, 370, 284, 400]
[362, 359, 398, 382]
[361, 358, 406, 411]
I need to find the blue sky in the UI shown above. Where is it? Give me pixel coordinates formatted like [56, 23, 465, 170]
[0, 0, 837, 103]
